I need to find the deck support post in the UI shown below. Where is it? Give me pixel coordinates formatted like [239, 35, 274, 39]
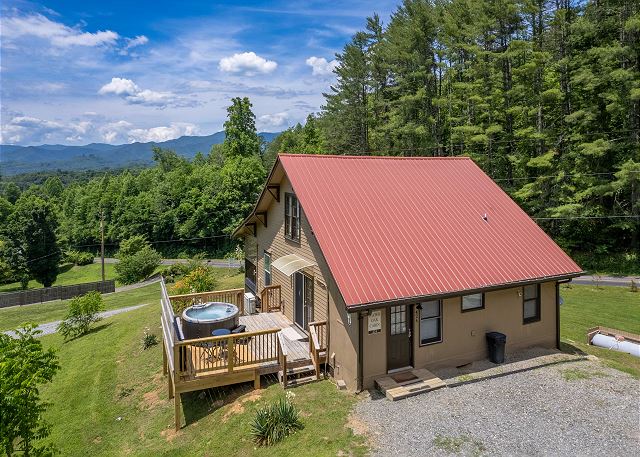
[254, 372, 261, 390]
[162, 343, 167, 376]
[174, 394, 181, 431]
[168, 373, 174, 399]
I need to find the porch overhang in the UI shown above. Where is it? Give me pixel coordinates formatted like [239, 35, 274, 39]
[272, 253, 316, 276]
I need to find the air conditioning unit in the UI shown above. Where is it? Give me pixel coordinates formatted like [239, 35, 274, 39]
[244, 292, 257, 315]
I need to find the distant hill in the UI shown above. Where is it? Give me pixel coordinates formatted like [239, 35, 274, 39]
[0, 131, 279, 175]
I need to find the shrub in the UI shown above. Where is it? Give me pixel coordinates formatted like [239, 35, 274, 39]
[57, 291, 105, 340]
[115, 236, 161, 285]
[250, 395, 303, 446]
[163, 254, 208, 284]
[631, 280, 638, 293]
[65, 250, 95, 266]
[142, 328, 158, 350]
[170, 266, 219, 313]
[0, 325, 60, 456]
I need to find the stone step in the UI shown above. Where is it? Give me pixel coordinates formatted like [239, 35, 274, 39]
[376, 368, 447, 401]
[286, 374, 318, 387]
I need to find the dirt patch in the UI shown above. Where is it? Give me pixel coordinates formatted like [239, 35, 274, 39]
[221, 390, 263, 422]
[161, 428, 180, 443]
[348, 411, 370, 437]
[141, 390, 163, 410]
[92, 436, 102, 444]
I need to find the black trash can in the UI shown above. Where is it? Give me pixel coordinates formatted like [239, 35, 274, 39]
[486, 331, 506, 364]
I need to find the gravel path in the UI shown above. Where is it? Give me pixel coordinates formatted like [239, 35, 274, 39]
[355, 357, 639, 456]
[114, 274, 161, 293]
[3, 304, 149, 338]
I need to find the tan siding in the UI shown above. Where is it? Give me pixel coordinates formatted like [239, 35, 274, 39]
[253, 176, 328, 325]
[360, 281, 558, 389]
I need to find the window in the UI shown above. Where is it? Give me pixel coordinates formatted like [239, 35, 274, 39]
[419, 300, 442, 345]
[390, 305, 407, 335]
[284, 193, 300, 241]
[523, 284, 541, 323]
[462, 293, 484, 312]
[264, 252, 272, 286]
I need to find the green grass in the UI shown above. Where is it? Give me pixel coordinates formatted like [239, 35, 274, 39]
[37, 302, 367, 456]
[560, 367, 609, 381]
[560, 284, 640, 378]
[0, 263, 118, 292]
[0, 282, 160, 331]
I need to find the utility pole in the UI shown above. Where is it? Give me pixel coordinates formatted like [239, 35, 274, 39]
[100, 210, 105, 282]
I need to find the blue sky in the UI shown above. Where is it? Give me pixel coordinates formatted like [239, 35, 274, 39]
[0, 0, 398, 145]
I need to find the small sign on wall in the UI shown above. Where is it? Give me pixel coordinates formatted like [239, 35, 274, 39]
[368, 310, 382, 334]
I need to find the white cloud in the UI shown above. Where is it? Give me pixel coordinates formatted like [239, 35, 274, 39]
[129, 123, 200, 143]
[257, 112, 290, 131]
[218, 52, 277, 75]
[0, 115, 93, 144]
[305, 56, 338, 76]
[1, 13, 119, 48]
[98, 77, 198, 108]
[126, 35, 149, 49]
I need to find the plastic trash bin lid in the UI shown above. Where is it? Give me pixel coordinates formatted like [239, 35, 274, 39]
[485, 331, 506, 342]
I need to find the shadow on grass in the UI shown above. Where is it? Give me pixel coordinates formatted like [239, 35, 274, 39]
[58, 263, 75, 274]
[181, 373, 279, 427]
[63, 322, 113, 343]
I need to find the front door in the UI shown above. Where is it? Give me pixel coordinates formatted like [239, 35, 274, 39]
[387, 305, 413, 371]
[294, 272, 313, 328]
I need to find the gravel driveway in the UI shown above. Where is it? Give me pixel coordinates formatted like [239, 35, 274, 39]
[355, 358, 639, 456]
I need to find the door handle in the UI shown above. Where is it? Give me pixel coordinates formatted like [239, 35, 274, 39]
[408, 329, 412, 339]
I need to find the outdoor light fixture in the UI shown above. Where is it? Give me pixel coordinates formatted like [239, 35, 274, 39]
[416, 303, 423, 310]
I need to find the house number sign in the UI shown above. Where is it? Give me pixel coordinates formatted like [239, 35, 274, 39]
[368, 310, 382, 334]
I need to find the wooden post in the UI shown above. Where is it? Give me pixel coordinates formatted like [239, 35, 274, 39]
[254, 371, 261, 390]
[100, 210, 105, 282]
[162, 343, 167, 376]
[168, 372, 174, 399]
[227, 337, 235, 372]
[174, 394, 181, 431]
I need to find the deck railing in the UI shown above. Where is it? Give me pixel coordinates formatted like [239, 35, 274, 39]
[169, 288, 245, 314]
[277, 331, 288, 387]
[260, 285, 281, 312]
[308, 320, 327, 377]
[174, 328, 280, 379]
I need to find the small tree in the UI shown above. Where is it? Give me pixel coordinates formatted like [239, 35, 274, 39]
[114, 235, 161, 285]
[0, 325, 60, 456]
[170, 266, 219, 313]
[57, 291, 105, 340]
[6, 196, 61, 287]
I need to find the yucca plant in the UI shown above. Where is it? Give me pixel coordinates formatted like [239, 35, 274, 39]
[250, 396, 303, 446]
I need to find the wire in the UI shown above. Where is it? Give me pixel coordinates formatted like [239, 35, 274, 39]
[533, 215, 640, 221]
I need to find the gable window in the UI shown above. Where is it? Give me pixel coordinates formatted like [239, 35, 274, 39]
[523, 284, 541, 324]
[264, 252, 272, 286]
[419, 300, 442, 345]
[462, 293, 484, 312]
[284, 193, 300, 241]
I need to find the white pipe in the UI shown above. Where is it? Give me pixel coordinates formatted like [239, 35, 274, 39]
[591, 333, 640, 358]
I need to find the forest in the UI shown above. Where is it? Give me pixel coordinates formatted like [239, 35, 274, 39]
[269, 0, 639, 261]
[0, 0, 638, 287]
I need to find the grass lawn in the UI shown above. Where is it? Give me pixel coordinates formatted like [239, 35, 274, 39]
[560, 284, 640, 378]
[38, 302, 366, 456]
[0, 282, 161, 331]
[0, 262, 118, 292]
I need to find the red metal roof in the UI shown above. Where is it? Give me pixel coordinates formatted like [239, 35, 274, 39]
[278, 154, 582, 308]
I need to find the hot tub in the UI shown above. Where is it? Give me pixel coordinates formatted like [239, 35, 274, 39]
[181, 302, 240, 339]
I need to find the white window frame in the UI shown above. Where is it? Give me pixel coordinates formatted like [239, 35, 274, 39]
[419, 300, 442, 346]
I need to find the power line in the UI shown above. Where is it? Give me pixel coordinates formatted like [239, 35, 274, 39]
[533, 215, 640, 221]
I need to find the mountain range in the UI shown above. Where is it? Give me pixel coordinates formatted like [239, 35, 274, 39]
[0, 131, 279, 176]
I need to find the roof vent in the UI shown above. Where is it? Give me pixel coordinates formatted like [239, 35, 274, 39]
[482, 213, 488, 222]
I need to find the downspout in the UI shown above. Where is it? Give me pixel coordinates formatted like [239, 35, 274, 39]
[357, 311, 364, 392]
[556, 279, 572, 349]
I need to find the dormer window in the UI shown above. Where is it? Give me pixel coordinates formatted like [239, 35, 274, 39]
[284, 193, 300, 241]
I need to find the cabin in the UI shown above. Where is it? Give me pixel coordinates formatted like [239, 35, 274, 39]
[160, 154, 582, 428]
[233, 154, 583, 390]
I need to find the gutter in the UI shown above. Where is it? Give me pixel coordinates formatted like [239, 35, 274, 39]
[344, 272, 585, 312]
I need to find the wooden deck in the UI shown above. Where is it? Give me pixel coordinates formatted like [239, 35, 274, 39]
[160, 279, 318, 430]
[240, 312, 310, 364]
[375, 368, 446, 401]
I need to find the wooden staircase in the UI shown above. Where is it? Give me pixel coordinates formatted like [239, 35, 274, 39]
[277, 320, 328, 388]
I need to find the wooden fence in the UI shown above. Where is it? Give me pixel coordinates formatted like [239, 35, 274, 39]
[0, 280, 116, 308]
